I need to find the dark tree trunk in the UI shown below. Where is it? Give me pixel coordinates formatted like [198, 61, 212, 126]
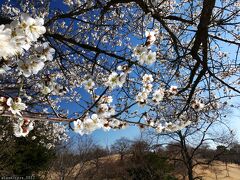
[187, 165, 194, 180]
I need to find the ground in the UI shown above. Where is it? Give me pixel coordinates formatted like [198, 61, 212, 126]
[41, 154, 240, 180]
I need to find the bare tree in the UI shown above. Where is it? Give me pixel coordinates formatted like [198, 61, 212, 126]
[111, 137, 132, 160]
[46, 135, 100, 180]
[144, 112, 235, 180]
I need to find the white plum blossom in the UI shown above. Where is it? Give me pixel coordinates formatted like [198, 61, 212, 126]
[136, 91, 148, 105]
[74, 114, 107, 135]
[0, 25, 17, 58]
[133, 29, 158, 65]
[144, 51, 156, 65]
[18, 56, 45, 77]
[145, 30, 158, 45]
[133, 45, 157, 65]
[64, 0, 74, 6]
[95, 95, 113, 105]
[106, 72, 119, 88]
[0, 13, 48, 59]
[139, 52, 148, 65]
[91, 114, 103, 128]
[102, 122, 111, 131]
[13, 118, 34, 137]
[73, 103, 117, 135]
[18, 60, 32, 77]
[98, 103, 109, 113]
[178, 120, 192, 130]
[133, 45, 147, 56]
[106, 72, 126, 89]
[117, 65, 123, 71]
[97, 103, 115, 118]
[167, 120, 192, 132]
[152, 88, 165, 103]
[73, 109, 115, 135]
[142, 74, 154, 84]
[41, 86, 52, 95]
[147, 119, 155, 127]
[9, 20, 31, 52]
[6, 97, 27, 116]
[18, 13, 46, 42]
[165, 122, 174, 131]
[80, 118, 98, 134]
[156, 123, 164, 133]
[5, 14, 46, 56]
[119, 72, 127, 85]
[0, 13, 49, 79]
[30, 60, 45, 75]
[34, 42, 55, 61]
[83, 79, 95, 92]
[143, 83, 153, 93]
[38, 78, 67, 96]
[191, 100, 205, 111]
[73, 119, 84, 135]
[102, 96, 113, 104]
[169, 86, 178, 95]
[109, 119, 121, 128]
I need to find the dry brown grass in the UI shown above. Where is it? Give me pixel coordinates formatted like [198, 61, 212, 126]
[193, 161, 240, 180]
[41, 155, 240, 180]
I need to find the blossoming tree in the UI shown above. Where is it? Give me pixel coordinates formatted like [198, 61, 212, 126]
[0, 0, 239, 137]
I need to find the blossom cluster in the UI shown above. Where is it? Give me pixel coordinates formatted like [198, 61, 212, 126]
[136, 74, 154, 105]
[0, 12, 56, 138]
[39, 122, 69, 149]
[140, 112, 195, 134]
[133, 30, 157, 65]
[83, 79, 95, 93]
[73, 95, 126, 135]
[146, 0, 176, 16]
[13, 118, 34, 137]
[1, 0, 230, 141]
[0, 97, 27, 116]
[38, 74, 67, 96]
[105, 65, 131, 89]
[135, 74, 179, 106]
[18, 42, 55, 77]
[0, 13, 55, 77]
[0, 96, 34, 137]
[155, 119, 192, 133]
[0, 13, 45, 59]
[0, 117, 68, 149]
[191, 99, 205, 111]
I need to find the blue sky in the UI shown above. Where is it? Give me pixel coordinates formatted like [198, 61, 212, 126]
[228, 101, 240, 141]
[92, 126, 141, 147]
